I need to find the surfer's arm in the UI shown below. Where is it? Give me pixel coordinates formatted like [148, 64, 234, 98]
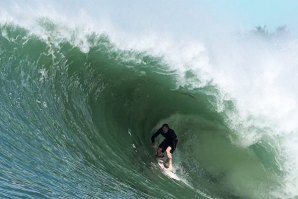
[151, 128, 161, 144]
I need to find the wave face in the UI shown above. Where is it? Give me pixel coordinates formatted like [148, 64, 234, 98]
[0, 22, 287, 199]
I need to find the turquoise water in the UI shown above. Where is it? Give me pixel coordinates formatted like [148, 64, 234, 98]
[0, 22, 286, 199]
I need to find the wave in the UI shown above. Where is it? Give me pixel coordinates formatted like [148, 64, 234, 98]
[0, 21, 292, 199]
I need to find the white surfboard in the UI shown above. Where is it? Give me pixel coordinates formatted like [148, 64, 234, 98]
[157, 159, 180, 181]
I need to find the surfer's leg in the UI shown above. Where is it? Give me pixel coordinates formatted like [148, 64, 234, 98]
[156, 147, 163, 158]
[156, 140, 167, 158]
[166, 146, 172, 159]
[165, 146, 173, 170]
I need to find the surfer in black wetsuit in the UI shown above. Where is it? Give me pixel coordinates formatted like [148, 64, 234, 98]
[151, 124, 178, 169]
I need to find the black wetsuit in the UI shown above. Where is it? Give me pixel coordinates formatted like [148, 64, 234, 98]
[151, 128, 178, 153]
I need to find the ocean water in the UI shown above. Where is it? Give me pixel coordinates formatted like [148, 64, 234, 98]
[1, 1, 298, 199]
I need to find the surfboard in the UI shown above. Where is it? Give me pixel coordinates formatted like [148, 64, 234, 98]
[156, 158, 180, 181]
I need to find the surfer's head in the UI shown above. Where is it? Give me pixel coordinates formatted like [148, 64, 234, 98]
[162, 123, 169, 133]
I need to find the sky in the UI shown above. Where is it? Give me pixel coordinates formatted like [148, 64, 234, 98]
[215, 0, 298, 29]
[64, 0, 298, 35]
[80, 0, 298, 31]
[1, 0, 298, 37]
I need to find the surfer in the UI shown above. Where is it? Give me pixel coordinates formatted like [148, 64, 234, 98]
[151, 124, 178, 170]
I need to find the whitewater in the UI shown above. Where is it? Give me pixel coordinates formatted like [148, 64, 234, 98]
[0, 1, 298, 199]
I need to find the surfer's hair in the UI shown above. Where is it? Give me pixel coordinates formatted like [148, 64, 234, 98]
[162, 123, 169, 128]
